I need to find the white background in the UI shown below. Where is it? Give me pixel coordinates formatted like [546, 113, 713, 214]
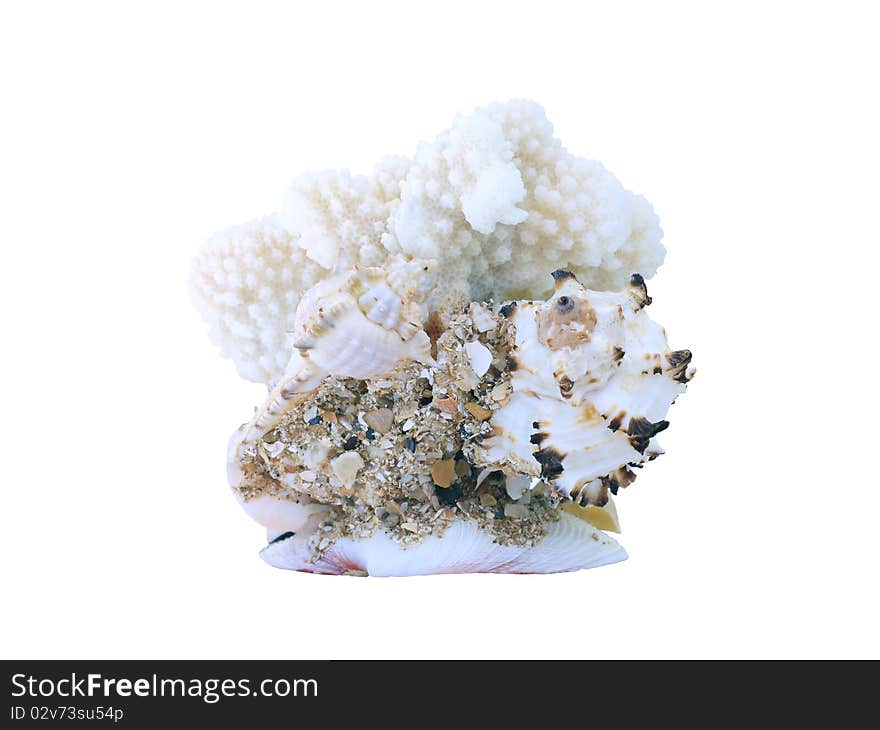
[1, 1, 877, 659]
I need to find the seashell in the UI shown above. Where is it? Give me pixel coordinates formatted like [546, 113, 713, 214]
[227, 429, 332, 532]
[331, 451, 364, 489]
[227, 267, 693, 575]
[468, 301, 497, 333]
[562, 496, 621, 533]
[490, 381, 510, 402]
[302, 440, 331, 471]
[478, 271, 693, 505]
[505, 475, 531, 500]
[289, 256, 435, 381]
[434, 396, 459, 414]
[430, 459, 457, 488]
[241, 256, 436, 444]
[260, 512, 626, 576]
[464, 401, 492, 421]
[464, 340, 493, 377]
[363, 408, 394, 434]
[235, 492, 330, 533]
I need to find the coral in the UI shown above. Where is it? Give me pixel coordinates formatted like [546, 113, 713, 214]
[188, 217, 325, 384]
[279, 161, 405, 271]
[381, 100, 664, 301]
[190, 100, 664, 384]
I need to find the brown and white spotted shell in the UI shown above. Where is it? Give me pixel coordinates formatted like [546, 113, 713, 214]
[478, 271, 694, 506]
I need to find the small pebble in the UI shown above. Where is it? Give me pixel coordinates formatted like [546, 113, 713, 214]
[464, 402, 492, 421]
[504, 503, 529, 519]
[385, 500, 406, 519]
[430, 459, 457, 488]
[404, 438, 417, 452]
[434, 397, 458, 414]
[397, 401, 418, 419]
[381, 512, 400, 528]
[363, 408, 394, 434]
[343, 436, 359, 451]
[490, 382, 510, 402]
[331, 451, 364, 489]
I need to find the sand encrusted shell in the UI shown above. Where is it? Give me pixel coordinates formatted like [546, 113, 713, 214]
[240, 256, 436, 443]
[228, 266, 693, 576]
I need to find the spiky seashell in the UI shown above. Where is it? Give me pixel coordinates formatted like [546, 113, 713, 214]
[241, 256, 437, 443]
[261, 512, 626, 576]
[478, 271, 694, 505]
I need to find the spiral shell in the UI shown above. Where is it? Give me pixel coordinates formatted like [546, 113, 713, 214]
[478, 271, 694, 506]
[242, 256, 436, 443]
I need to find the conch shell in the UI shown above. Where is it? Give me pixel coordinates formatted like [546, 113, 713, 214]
[241, 256, 436, 443]
[479, 271, 694, 507]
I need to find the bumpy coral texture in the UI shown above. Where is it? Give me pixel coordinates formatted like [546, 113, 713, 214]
[279, 155, 409, 271]
[190, 100, 664, 384]
[189, 217, 325, 384]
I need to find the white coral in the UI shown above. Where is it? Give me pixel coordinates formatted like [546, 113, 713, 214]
[188, 217, 325, 384]
[191, 100, 665, 384]
[279, 160, 406, 271]
[381, 100, 664, 300]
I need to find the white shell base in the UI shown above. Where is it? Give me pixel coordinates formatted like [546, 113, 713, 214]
[260, 512, 627, 577]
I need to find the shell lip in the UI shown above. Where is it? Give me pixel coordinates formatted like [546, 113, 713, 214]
[259, 515, 629, 576]
[268, 531, 296, 545]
